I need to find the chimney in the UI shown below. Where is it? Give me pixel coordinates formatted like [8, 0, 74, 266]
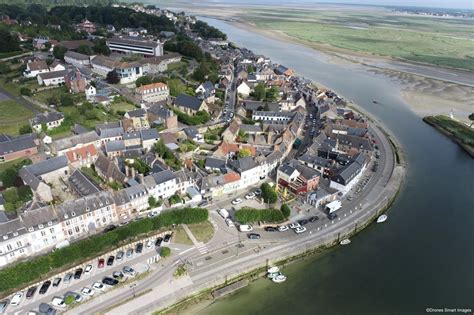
[131, 167, 136, 178]
[139, 173, 144, 184]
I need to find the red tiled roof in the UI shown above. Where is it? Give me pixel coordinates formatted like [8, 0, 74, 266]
[65, 143, 97, 162]
[224, 171, 240, 184]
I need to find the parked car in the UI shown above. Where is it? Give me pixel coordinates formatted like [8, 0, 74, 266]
[102, 277, 119, 286]
[254, 189, 262, 196]
[52, 277, 62, 287]
[238, 224, 253, 232]
[74, 268, 83, 279]
[64, 273, 73, 284]
[148, 210, 159, 218]
[247, 233, 261, 239]
[116, 251, 124, 261]
[347, 195, 354, 201]
[294, 226, 307, 234]
[327, 213, 338, 220]
[136, 243, 143, 253]
[309, 216, 319, 223]
[10, 292, 23, 306]
[106, 256, 115, 266]
[26, 287, 37, 299]
[92, 282, 104, 291]
[264, 226, 277, 232]
[217, 208, 229, 218]
[245, 192, 255, 200]
[51, 297, 65, 308]
[39, 281, 51, 295]
[146, 240, 154, 248]
[298, 219, 309, 226]
[0, 300, 8, 314]
[278, 225, 289, 232]
[98, 258, 105, 268]
[84, 264, 93, 274]
[289, 222, 301, 229]
[225, 218, 234, 228]
[38, 303, 56, 315]
[231, 198, 243, 205]
[126, 248, 134, 258]
[163, 234, 172, 242]
[112, 271, 124, 279]
[123, 266, 136, 276]
[155, 237, 163, 247]
[81, 287, 94, 297]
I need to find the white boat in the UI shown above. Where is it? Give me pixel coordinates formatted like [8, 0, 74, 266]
[267, 272, 280, 279]
[377, 214, 388, 223]
[272, 274, 287, 283]
[340, 239, 351, 245]
[267, 266, 279, 273]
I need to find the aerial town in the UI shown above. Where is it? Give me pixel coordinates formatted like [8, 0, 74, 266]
[0, 3, 399, 314]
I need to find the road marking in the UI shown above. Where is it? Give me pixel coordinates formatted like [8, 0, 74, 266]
[178, 247, 195, 255]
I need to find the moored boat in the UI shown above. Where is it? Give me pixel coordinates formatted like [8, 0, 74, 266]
[267, 271, 280, 279]
[340, 239, 351, 245]
[377, 214, 388, 223]
[272, 274, 287, 283]
[267, 266, 279, 273]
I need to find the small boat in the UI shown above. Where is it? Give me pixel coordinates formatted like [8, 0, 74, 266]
[340, 239, 351, 245]
[267, 272, 280, 279]
[267, 266, 279, 273]
[377, 214, 388, 223]
[272, 274, 287, 283]
[372, 100, 378, 104]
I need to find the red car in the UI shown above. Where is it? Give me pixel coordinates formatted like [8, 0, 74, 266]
[98, 258, 105, 268]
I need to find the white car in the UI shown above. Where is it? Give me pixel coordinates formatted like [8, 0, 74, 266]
[51, 297, 65, 308]
[245, 192, 255, 200]
[217, 208, 229, 218]
[10, 292, 23, 306]
[289, 222, 301, 229]
[225, 218, 234, 228]
[148, 210, 159, 218]
[81, 287, 94, 297]
[294, 226, 307, 234]
[278, 225, 289, 232]
[146, 240, 154, 248]
[84, 264, 93, 274]
[92, 282, 104, 291]
[231, 198, 243, 205]
[238, 224, 253, 232]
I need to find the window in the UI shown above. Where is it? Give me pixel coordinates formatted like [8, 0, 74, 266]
[7, 244, 13, 251]
[75, 226, 80, 233]
[49, 228, 55, 233]
[41, 231, 46, 237]
[16, 241, 22, 247]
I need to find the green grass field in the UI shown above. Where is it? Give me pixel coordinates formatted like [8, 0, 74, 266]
[244, 8, 474, 70]
[0, 100, 34, 135]
[424, 115, 474, 146]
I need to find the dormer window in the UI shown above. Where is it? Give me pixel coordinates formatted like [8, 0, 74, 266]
[38, 224, 44, 229]
[2, 235, 8, 240]
[13, 232, 19, 237]
[47, 221, 52, 226]
[28, 227, 34, 232]
[64, 214, 69, 219]
[86, 207, 90, 212]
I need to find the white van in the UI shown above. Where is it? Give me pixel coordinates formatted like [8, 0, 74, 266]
[239, 224, 253, 232]
[217, 209, 229, 218]
[10, 292, 23, 306]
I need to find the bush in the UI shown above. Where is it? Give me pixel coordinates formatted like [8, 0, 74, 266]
[20, 87, 31, 96]
[160, 247, 171, 258]
[60, 94, 73, 107]
[19, 124, 32, 135]
[0, 207, 208, 295]
[64, 295, 75, 305]
[173, 108, 210, 126]
[281, 204, 291, 218]
[261, 183, 278, 204]
[235, 207, 286, 224]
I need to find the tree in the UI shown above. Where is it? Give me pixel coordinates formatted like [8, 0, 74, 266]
[106, 70, 120, 84]
[238, 148, 251, 158]
[247, 64, 255, 74]
[253, 83, 266, 101]
[20, 87, 32, 96]
[148, 196, 158, 208]
[135, 75, 153, 87]
[281, 204, 291, 218]
[60, 94, 73, 106]
[93, 38, 110, 55]
[0, 29, 20, 53]
[53, 45, 68, 60]
[19, 124, 32, 135]
[77, 44, 94, 55]
[237, 130, 248, 143]
[64, 295, 75, 305]
[265, 86, 279, 101]
[160, 247, 171, 258]
[0, 169, 18, 188]
[261, 183, 278, 204]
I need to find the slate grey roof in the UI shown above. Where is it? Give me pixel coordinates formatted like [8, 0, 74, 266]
[57, 191, 114, 220]
[239, 124, 262, 133]
[94, 154, 126, 183]
[274, 65, 289, 75]
[148, 104, 173, 118]
[100, 127, 124, 138]
[96, 121, 122, 133]
[229, 157, 257, 173]
[183, 127, 199, 138]
[31, 112, 64, 125]
[201, 81, 214, 91]
[0, 218, 27, 243]
[126, 108, 147, 118]
[335, 134, 373, 151]
[298, 153, 334, 169]
[52, 131, 99, 152]
[108, 36, 160, 49]
[123, 132, 140, 140]
[68, 169, 102, 196]
[73, 124, 88, 135]
[151, 170, 176, 185]
[292, 160, 321, 179]
[205, 157, 226, 170]
[65, 50, 90, 61]
[20, 205, 58, 229]
[331, 154, 365, 185]
[175, 94, 203, 111]
[140, 128, 158, 141]
[105, 140, 125, 153]
[124, 184, 147, 200]
[23, 155, 68, 176]
[0, 134, 37, 156]
[279, 164, 297, 177]
[113, 189, 130, 206]
[38, 70, 67, 80]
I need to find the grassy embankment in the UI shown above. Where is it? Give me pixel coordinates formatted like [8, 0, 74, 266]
[423, 115, 474, 157]
[243, 9, 474, 71]
[0, 99, 34, 135]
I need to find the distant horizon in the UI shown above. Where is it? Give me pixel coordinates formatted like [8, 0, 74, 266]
[159, 0, 474, 11]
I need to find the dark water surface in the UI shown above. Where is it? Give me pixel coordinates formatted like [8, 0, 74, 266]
[195, 17, 474, 315]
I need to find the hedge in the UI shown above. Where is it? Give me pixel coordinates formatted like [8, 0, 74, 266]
[235, 207, 286, 224]
[0, 207, 208, 296]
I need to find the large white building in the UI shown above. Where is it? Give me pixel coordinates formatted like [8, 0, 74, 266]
[106, 36, 163, 57]
[135, 82, 169, 103]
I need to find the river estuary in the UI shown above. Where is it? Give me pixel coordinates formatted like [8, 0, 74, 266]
[188, 17, 474, 315]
